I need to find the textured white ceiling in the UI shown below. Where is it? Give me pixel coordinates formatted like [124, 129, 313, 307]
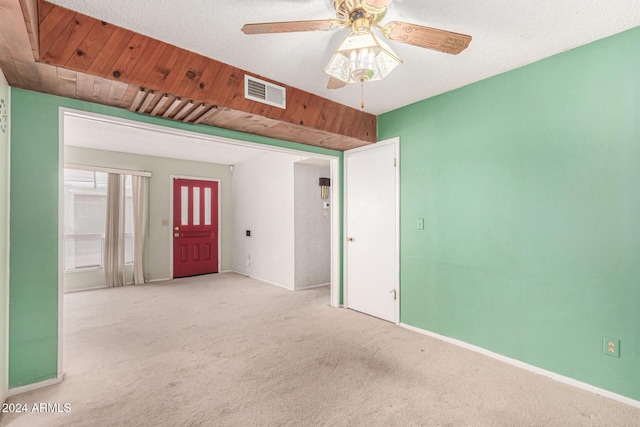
[50, 0, 640, 115]
[64, 113, 269, 165]
[63, 112, 331, 166]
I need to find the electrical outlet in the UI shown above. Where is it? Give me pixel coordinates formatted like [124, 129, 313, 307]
[417, 218, 424, 230]
[603, 336, 620, 358]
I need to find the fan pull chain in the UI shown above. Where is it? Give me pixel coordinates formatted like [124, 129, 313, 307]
[360, 80, 365, 109]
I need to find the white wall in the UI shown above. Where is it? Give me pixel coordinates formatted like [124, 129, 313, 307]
[232, 152, 297, 289]
[0, 67, 10, 403]
[64, 146, 233, 290]
[294, 163, 331, 289]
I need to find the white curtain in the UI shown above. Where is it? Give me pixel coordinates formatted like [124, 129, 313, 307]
[132, 175, 148, 285]
[104, 173, 125, 287]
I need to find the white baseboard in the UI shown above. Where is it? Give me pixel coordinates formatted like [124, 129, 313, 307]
[296, 282, 330, 290]
[400, 323, 640, 409]
[146, 278, 171, 283]
[231, 271, 294, 291]
[63, 285, 108, 293]
[8, 374, 64, 398]
[219, 270, 233, 274]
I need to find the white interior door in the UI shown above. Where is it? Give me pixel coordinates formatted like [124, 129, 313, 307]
[345, 137, 399, 323]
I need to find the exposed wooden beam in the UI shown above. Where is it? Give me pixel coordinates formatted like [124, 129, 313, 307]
[18, 0, 39, 60]
[36, 0, 377, 146]
[0, 0, 377, 151]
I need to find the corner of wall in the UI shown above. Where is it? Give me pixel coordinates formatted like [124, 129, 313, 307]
[232, 152, 296, 289]
[0, 66, 11, 404]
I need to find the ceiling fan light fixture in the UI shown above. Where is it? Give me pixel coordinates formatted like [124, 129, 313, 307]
[324, 30, 401, 84]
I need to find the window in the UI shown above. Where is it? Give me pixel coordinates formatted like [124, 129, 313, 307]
[63, 169, 134, 271]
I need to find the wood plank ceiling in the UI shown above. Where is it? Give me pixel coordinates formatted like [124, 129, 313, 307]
[0, 0, 377, 150]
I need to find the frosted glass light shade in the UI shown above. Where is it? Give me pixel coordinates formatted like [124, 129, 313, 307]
[324, 30, 402, 84]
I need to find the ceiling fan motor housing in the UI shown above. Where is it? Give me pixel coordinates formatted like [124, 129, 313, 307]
[334, 0, 388, 26]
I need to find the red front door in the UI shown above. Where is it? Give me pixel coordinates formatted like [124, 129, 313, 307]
[173, 178, 219, 278]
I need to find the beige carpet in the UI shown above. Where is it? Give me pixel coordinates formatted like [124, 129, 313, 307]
[1, 273, 638, 426]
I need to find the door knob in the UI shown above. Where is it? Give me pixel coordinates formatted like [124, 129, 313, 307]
[346, 237, 354, 242]
[174, 233, 179, 237]
[174, 226, 179, 231]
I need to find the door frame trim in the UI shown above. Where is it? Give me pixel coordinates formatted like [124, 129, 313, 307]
[169, 176, 222, 278]
[343, 136, 400, 324]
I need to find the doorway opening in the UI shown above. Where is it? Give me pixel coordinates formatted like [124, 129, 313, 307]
[58, 107, 341, 375]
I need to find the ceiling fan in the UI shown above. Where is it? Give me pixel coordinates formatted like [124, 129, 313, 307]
[241, 0, 472, 92]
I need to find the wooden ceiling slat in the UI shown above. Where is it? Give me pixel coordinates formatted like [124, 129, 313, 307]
[41, 13, 95, 66]
[183, 103, 207, 123]
[121, 84, 141, 107]
[19, 0, 39, 60]
[206, 64, 243, 107]
[65, 20, 115, 71]
[327, 103, 350, 139]
[281, 88, 311, 126]
[188, 60, 222, 100]
[149, 94, 170, 116]
[0, 33, 24, 87]
[86, 26, 135, 76]
[129, 89, 146, 112]
[162, 97, 183, 118]
[14, 57, 43, 89]
[193, 105, 218, 124]
[0, 0, 40, 88]
[138, 91, 157, 114]
[38, 0, 54, 24]
[107, 79, 129, 104]
[107, 32, 151, 81]
[90, 75, 112, 103]
[152, 48, 191, 91]
[75, 72, 94, 102]
[35, 62, 58, 90]
[0, 53, 23, 88]
[143, 44, 182, 90]
[165, 51, 210, 97]
[56, 67, 77, 98]
[124, 38, 167, 87]
[300, 96, 329, 134]
[38, 4, 75, 55]
[172, 101, 196, 121]
[191, 60, 228, 104]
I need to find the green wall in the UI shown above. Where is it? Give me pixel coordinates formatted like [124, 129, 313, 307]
[9, 89, 342, 388]
[379, 26, 640, 400]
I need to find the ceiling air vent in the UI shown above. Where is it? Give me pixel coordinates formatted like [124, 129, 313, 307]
[244, 75, 286, 109]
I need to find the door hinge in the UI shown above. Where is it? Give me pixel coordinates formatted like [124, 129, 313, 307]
[394, 158, 397, 167]
[390, 289, 397, 300]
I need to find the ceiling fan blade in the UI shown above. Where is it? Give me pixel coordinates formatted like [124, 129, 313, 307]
[242, 19, 342, 35]
[327, 78, 346, 90]
[380, 21, 472, 55]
